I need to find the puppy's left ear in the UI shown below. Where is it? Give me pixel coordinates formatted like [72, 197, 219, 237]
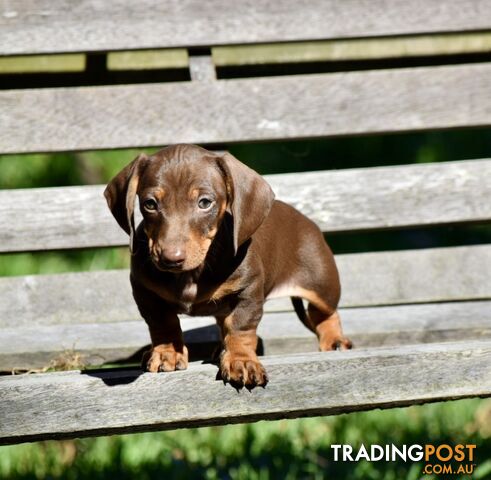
[217, 152, 275, 253]
[104, 153, 149, 253]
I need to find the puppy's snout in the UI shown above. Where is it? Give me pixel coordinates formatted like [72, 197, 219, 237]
[161, 246, 186, 267]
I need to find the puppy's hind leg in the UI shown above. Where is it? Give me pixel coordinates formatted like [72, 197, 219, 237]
[307, 304, 352, 351]
[292, 294, 352, 351]
[287, 212, 352, 351]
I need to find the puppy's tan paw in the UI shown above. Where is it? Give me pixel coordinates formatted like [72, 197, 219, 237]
[220, 351, 268, 389]
[320, 336, 353, 351]
[143, 345, 188, 372]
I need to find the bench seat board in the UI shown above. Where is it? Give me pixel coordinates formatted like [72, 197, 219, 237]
[2, 63, 491, 154]
[1, 301, 490, 371]
[2, 0, 491, 56]
[1, 340, 490, 445]
[1, 159, 490, 252]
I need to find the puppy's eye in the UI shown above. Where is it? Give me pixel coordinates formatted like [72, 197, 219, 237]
[143, 199, 158, 212]
[198, 197, 213, 210]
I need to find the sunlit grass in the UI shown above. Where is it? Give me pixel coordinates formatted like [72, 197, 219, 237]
[0, 248, 129, 277]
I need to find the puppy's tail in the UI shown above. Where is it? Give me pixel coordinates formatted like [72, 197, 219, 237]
[291, 296, 314, 333]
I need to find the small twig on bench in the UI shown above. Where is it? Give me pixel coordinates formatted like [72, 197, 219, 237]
[11, 349, 87, 375]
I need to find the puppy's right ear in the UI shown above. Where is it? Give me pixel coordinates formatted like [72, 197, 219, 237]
[104, 153, 149, 253]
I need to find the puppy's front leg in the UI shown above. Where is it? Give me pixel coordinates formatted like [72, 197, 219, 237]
[216, 298, 268, 388]
[132, 280, 188, 372]
[144, 311, 188, 372]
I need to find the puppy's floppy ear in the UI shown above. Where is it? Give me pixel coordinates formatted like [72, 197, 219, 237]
[104, 153, 149, 253]
[217, 152, 275, 253]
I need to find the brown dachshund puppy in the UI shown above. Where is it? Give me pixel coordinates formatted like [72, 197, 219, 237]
[104, 144, 351, 388]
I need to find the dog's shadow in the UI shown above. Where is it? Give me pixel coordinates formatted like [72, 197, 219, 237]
[82, 324, 264, 387]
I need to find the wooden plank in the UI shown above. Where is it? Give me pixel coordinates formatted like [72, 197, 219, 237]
[189, 56, 217, 82]
[268, 159, 491, 234]
[214, 32, 491, 66]
[2, 0, 491, 56]
[1, 62, 491, 154]
[1, 340, 491, 445]
[0, 159, 489, 252]
[335, 245, 491, 307]
[1, 245, 490, 331]
[1, 301, 490, 371]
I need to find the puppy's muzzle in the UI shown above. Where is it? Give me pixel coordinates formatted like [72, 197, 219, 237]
[153, 245, 186, 271]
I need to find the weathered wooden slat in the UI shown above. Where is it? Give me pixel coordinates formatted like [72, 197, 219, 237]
[1, 245, 490, 331]
[1, 159, 490, 252]
[1, 301, 490, 371]
[335, 244, 491, 307]
[2, 0, 491, 56]
[2, 63, 491, 154]
[1, 340, 490, 445]
[189, 55, 217, 82]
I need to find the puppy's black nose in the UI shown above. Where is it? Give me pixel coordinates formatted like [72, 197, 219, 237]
[161, 247, 186, 266]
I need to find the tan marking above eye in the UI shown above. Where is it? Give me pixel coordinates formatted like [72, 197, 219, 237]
[153, 188, 166, 201]
[189, 188, 200, 200]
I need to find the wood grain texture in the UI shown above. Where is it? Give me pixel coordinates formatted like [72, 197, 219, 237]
[189, 55, 217, 82]
[1, 301, 490, 371]
[1, 159, 490, 252]
[2, 0, 491, 55]
[335, 244, 491, 306]
[2, 63, 491, 154]
[1, 245, 490, 331]
[1, 340, 491, 444]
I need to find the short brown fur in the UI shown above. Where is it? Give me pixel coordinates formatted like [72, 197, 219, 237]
[104, 144, 351, 388]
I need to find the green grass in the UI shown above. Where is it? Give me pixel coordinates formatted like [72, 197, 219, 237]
[1, 399, 491, 479]
[0, 247, 129, 277]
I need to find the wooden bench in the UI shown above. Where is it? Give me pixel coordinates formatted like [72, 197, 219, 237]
[1, 0, 491, 445]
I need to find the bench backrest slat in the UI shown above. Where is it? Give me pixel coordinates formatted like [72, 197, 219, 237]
[1, 245, 490, 329]
[2, 0, 491, 56]
[0, 159, 489, 253]
[2, 63, 491, 154]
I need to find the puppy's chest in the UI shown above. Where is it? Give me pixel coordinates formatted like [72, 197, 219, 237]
[152, 276, 236, 316]
[177, 280, 198, 302]
[165, 279, 198, 314]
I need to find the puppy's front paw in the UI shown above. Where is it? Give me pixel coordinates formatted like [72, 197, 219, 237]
[220, 350, 268, 389]
[143, 345, 189, 372]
